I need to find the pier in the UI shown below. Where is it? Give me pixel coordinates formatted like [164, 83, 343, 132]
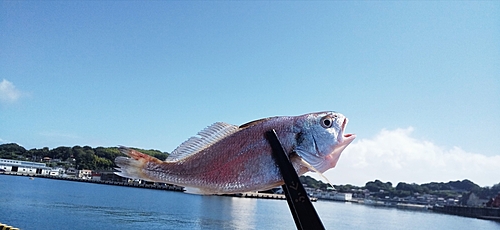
[1, 171, 185, 192]
[433, 205, 500, 221]
[1, 172, 314, 201]
[225, 192, 317, 202]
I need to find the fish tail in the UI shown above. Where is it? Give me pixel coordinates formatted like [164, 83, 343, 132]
[114, 146, 164, 182]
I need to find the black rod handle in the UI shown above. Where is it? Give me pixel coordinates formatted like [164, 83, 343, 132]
[265, 129, 325, 230]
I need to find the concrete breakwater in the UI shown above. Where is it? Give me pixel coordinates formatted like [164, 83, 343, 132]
[433, 205, 500, 221]
[1, 172, 307, 201]
[1, 171, 185, 192]
[224, 192, 318, 202]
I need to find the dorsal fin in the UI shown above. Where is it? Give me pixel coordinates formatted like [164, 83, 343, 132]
[165, 122, 239, 162]
[239, 118, 270, 129]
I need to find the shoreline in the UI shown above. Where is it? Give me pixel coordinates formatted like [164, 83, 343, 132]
[2, 172, 499, 222]
[0, 171, 185, 192]
[433, 205, 500, 221]
[1, 172, 318, 201]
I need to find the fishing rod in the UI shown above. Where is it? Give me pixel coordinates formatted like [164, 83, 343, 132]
[266, 129, 325, 230]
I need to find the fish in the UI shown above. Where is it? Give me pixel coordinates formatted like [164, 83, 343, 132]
[115, 111, 356, 194]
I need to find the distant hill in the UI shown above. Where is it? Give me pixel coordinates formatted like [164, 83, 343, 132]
[301, 176, 500, 200]
[0, 143, 167, 170]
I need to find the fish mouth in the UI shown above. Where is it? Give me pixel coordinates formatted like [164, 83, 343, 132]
[324, 117, 355, 170]
[339, 118, 356, 144]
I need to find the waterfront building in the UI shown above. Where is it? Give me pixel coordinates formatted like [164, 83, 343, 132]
[305, 187, 353, 201]
[99, 171, 128, 182]
[91, 172, 101, 181]
[78, 169, 92, 179]
[0, 158, 51, 175]
[333, 192, 353, 201]
[65, 168, 78, 177]
[463, 192, 489, 207]
[49, 167, 65, 176]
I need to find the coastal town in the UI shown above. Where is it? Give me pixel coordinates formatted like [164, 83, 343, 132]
[1, 154, 499, 221]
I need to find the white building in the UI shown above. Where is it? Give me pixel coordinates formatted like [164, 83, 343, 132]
[332, 192, 353, 201]
[78, 169, 92, 179]
[0, 158, 51, 175]
[49, 167, 65, 176]
[305, 188, 353, 201]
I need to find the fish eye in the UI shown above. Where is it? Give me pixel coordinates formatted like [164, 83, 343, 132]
[320, 116, 333, 128]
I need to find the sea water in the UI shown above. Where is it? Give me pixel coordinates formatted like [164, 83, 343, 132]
[1, 175, 499, 230]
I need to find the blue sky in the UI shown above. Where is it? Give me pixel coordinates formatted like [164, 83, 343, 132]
[1, 1, 499, 186]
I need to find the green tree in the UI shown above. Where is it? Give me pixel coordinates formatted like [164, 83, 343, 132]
[0, 143, 27, 159]
[299, 175, 329, 190]
[365, 180, 393, 192]
[132, 148, 168, 161]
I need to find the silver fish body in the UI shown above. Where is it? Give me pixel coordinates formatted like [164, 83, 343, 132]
[115, 111, 355, 194]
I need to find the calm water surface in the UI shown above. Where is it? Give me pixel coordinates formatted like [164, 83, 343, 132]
[1, 175, 499, 229]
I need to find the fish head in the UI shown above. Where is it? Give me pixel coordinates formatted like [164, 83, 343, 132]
[294, 111, 356, 173]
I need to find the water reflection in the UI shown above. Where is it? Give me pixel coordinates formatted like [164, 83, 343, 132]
[193, 195, 256, 229]
[2, 175, 499, 230]
[228, 197, 257, 229]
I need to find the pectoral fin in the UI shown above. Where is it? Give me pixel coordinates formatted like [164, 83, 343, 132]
[299, 158, 336, 190]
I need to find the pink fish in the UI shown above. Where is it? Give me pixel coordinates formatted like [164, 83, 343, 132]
[115, 111, 355, 194]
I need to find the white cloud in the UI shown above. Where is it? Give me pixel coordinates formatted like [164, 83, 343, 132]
[0, 79, 23, 103]
[0, 79, 22, 102]
[319, 127, 500, 187]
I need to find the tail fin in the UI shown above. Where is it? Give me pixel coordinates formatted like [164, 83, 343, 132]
[114, 146, 163, 181]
